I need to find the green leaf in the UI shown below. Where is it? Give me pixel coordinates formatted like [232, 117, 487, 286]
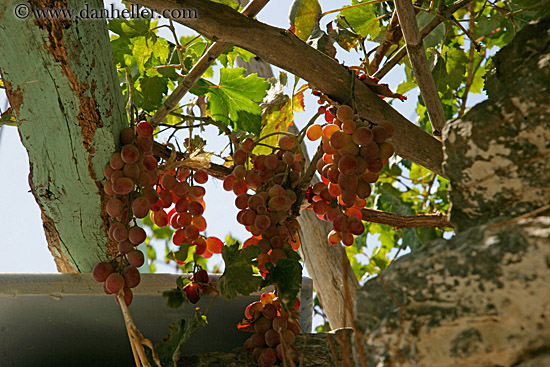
[152, 310, 208, 367]
[139, 76, 169, 111]
[338, 0, 382, 41]
[253, 95, 295, 156]
[167, 243, 194, 264]
[417, 12, 445, 48]
[403, 227, 421, 250]
[206, 67, 269, 134]
[218, 242, 262, 299]
[261, 258, 302, 308]
[444, 47, 467, 90]
[289, 0, 322, 41]
[431, 51, 449, 92]
[162, 289, 186, 309]
[396, 81, 417, 95]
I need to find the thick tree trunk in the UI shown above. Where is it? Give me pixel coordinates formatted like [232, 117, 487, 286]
[353, 18, 550, 367]
[0, 1, 126, 271]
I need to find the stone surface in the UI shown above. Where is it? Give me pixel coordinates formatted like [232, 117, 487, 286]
[354, 216, 550, 367]
[442, 18, 550, 232]
[176, 328, 355, 367]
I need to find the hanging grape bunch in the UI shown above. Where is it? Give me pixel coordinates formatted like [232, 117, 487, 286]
[241, 293, 301, 367]
[306, 101, 395, 246]
[94, 120, 221, 306]
[223, 136, 302, 274]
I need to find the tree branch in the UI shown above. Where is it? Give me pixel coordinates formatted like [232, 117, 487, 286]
[148, 0, 270, 128]
[369, 0, 423, 75]
[394, 0, 447, 137]
[152, 141, 232, 180]
[361, 208, 453, 229]
[129, 0, 446, 178]
[374, 0, 473, 80]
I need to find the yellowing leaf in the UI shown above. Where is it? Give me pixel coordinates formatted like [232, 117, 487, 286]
[289, 0, 322, 41]
[253, 95, 295, 156]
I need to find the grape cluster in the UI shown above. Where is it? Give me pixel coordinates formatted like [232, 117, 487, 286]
[94, 120, 221, 305]
[223, 136, 303, 274]
[151, 166, 222, 259]
[94, 121, 157, 305]
[183, 268, 210, 304]
[242, 293, 301, 367]
[306, 104, 395, 246]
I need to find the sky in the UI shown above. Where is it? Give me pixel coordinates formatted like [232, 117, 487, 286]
[0, 0, 483, 274]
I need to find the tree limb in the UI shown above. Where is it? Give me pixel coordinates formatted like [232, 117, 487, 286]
[148, 0, 270, 128]
[129, 0, 446, 178]
[374, 0, 473, 80]
[369, 0, 423, 75]
[394, 0, 447, 137]
[361, 208, 453, 228]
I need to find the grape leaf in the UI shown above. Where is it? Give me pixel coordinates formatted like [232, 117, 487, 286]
[307, 28, 337, 57]
[162, 289, 187, 309]
[338, 0, 382, 41]
[261, 257, 302, 308]
[206, 67, 269, 134]
[289, 0, 322, 42]
[151, 310, 208, 367]
[218, 242, 262, 299]
[139, 76, 169, 111]
[327, 22, 361, 51]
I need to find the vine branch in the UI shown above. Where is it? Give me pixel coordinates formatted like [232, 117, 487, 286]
[394, 0, 447, 137]
[374, 0, 474, 80]
[148, 0, 270, 128]
[130, 0, 446, 177]
[361, 208, 453, 228]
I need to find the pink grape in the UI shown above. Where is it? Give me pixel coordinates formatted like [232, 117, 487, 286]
[106, 198, 124, 218]
[92, 261, 114, 282]
[120, 127, 135, 145]
[131, 197, 150, 219]
[122, 265, 141, 288]
[105, 273, 125, 294]
[128, 226, 146, 245]
[112, 177, 134, 195]
[121, 144, 139, 164]
[117, 240, 134, 254]
[136, 121, 153, 138]
[110, 153, 124, 170]
[127, 249, 145, 267]
[193, 170, 208, 184]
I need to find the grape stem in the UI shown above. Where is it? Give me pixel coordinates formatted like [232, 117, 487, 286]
[254, 131, 297, 145]
[117, 290, 162, 367]
[292, 144, 324, 215]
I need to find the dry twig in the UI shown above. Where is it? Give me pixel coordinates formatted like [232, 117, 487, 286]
[394, 0, 447, 137]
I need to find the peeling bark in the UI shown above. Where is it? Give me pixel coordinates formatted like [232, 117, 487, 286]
[353, 18, 550, 367]
[443, 18, 550, 232]
[355, 216, 550, 367]
[0, 0, 127, 271]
